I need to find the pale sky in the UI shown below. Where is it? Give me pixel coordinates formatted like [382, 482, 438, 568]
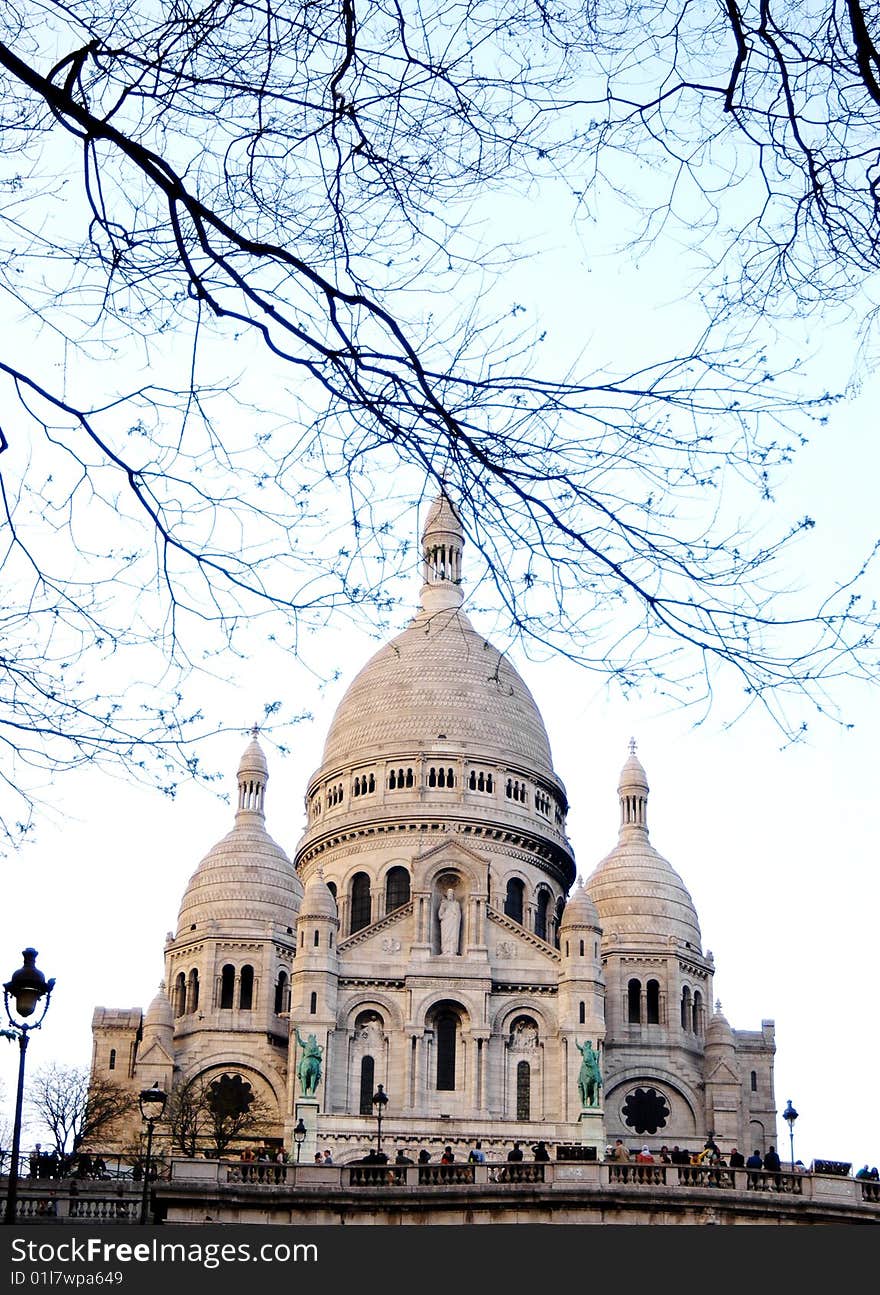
[1, 27, 878, 1176]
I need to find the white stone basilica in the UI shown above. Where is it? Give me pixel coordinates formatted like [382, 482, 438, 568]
[91, 495, 777, 1163]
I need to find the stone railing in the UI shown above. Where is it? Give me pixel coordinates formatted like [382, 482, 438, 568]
[7, 1187, 141, 1223]
[227, 1162, 293, 1186]
[164, 1159, 880, 1213]
[417, 1164, 476, 1186]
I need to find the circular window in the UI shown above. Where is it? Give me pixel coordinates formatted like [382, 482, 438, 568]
[621, 1086, 670, 1135]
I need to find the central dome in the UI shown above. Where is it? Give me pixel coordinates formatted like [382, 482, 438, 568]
[320, 603, 555, 776]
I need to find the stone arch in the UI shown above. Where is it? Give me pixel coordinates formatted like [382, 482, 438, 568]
[533, 885, 552, 941]
[503, 875, 526, 924]
[179, 1058, 286, 1113]
[490, 999, 554, 1038]
[425, 998, 469, 1093]
[604, 1069, 700, 1134]
[383, 864, 411, 914]
[339, 991, 406, 1035]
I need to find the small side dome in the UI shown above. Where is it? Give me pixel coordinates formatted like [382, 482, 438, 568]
[299, 872, 339, 922]
[176, 735, 302, 935]
[705, 1000, 735, 1049]
[143, 982, 174, 1033]
[560, 877, 601, 931]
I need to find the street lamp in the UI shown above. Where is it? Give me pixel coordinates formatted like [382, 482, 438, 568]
[293, 1119, 307, 1164]
[783, 1099, 799, 1172]
[138, 1082, 167, 1225]
[372, 1084, 388, 1158]
[2, 948, 55, 1225]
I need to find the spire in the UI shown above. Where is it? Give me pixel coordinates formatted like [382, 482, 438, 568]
[236, 729, 269, 820]
[420, 490, 464, 612]
[617, 739, 649, 837]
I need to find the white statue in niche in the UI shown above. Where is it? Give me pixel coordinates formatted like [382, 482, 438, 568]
[438, 888, 462, 955]
[510, 1019, 538, 1049]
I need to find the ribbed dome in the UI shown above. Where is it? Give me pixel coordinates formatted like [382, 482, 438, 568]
[560, 878, 601, 930]
[319, 603, 555, 776]
[586, 745, 701, 949]
[176, 736, 302, 935]
[587, 837, 701, 948]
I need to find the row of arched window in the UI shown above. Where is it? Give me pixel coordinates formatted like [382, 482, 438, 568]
[624, 978, 705, 1033]
[341, 867, 412, 934]
[172, 966, 291, 1017]
[503, 878, 563, 944]
[388, 767, 415, 790]
[309, 764, 563, 827]
[680, 986, 705, 1034]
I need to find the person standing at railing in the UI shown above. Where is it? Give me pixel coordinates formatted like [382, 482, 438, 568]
[729, 1148, 745, 1168]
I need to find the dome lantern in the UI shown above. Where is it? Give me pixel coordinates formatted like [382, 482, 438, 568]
[420, 491, 464, 612]
[618, 737, 649, 837]
[236, 725, 269, 820]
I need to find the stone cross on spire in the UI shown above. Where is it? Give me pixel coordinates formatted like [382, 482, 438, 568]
[628, 736, 637, 756]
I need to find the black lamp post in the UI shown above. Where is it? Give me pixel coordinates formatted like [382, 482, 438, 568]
[783, 1099, 799, 1171]
[2, 948, 54, 1226]
[138, 1082, 167, 1225]
[372, 1084, 388, 1158]
[293, 1119, 307, 1164]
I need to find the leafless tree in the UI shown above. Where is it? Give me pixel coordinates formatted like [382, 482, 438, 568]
[167, 1072, 272, 1159]
[0, 3, 876, 845]
[569, 1, 880, 313]
[26, 1062, 136, 1157]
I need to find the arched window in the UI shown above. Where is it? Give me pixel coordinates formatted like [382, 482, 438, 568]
[554, 897, 566, 949]
[579, 1002, 586, 1024]
[516, 1060, 531, 1121]
[174, 972, 186, 1017]
[310, 991, 317, 1015]
[314, 929, 320, 947]
[646, 979, 660, 1025]
[274, 970, 289, 1015]
[385, 867, 410, 913]
[751, 1070, 758, 1092]
[504, 878, 524, 924]
[359, 1056, 375, 1115]
[327, 881, 337, 901]
[220, 964, 235, 1010]
[628, 978, 641, 1024]
[349, 872, 372, 933]
[693, 990, 703, 1034]
[239, 965, 254, 1011]
[436, 1011, 458, 1091]
[681, 986, 692, 1030]
[188, 968, 199, 1013]
[108, 1048, 116, 1071]
[535, 890, 550, 941]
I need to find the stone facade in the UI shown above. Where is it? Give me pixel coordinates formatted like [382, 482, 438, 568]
[91, 495, 777, 1167]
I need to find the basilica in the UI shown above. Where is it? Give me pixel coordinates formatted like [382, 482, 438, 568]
[91, 495, 778, 1164]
